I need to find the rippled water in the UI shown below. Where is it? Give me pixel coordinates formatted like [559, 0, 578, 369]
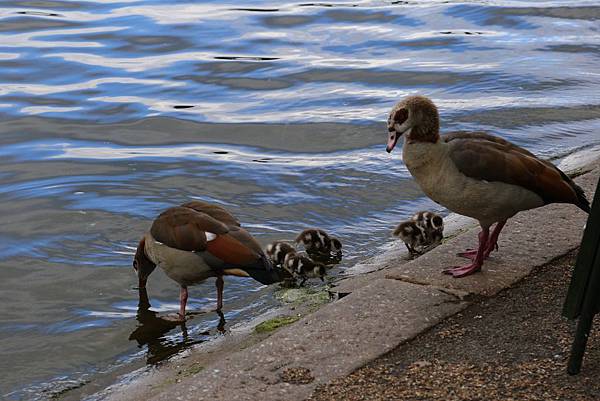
[1, 0, 600, 399]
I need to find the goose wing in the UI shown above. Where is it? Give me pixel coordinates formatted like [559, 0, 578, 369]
[444, 132, 589, 212]
[150, 206, 229, 252]
[151, 205, 279, 284]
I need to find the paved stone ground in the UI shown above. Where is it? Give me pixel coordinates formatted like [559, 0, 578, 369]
[310, 250, 600, 401]
[94, 159, 599, 401]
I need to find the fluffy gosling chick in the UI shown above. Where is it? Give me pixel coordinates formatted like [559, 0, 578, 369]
[283, 253, 326, 286]
[265, 241, 298, 286]
[295, 228, 342, 256]
[392, 220, 428, 256]
[330, 237, 342, 254]
[265, 241, 296, 266]
[411, 210, 444, 246]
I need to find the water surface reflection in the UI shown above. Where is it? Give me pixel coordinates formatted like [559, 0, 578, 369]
[1, 1, 600, 399]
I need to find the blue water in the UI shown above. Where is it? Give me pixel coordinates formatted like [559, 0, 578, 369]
[1, 1, 600, 399]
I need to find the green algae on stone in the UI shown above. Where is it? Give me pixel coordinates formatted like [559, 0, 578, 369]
[275, 287, 331, 306]
[254, 315, 300, 334]
[179, 363, 205, 377]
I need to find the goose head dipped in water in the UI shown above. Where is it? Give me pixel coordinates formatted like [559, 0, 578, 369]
[133, 201, 280, 321]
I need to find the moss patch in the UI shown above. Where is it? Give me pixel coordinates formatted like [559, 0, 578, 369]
[254, 315, 300, 334]
[275, 287, 330, 306]
[179, 363, 204, 377]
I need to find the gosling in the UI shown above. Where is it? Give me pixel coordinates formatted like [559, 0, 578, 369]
[411, 210, 444, 247]
[295, 228, 342, 256]
[393, 220, 429, 256]
[265, 241, 297, 266]
[283, 253, 326, 286]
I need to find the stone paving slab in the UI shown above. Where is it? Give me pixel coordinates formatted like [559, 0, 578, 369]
[142, 279, 467, 401]
[328, 269, 388, 298]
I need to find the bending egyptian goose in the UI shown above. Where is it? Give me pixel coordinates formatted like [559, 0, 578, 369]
[386, 95, 590, 277]
[133, 201, 280, 320]
[295, 228, 342, 256]
[411, 210, 444, 246]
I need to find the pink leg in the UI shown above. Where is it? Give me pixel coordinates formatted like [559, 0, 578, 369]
[458, 220, 507, 260]
[444, 227, 489, 278]
[483, 220, 506, 258]
[215, 276, 224, 312]
[178, 285, 188, 320]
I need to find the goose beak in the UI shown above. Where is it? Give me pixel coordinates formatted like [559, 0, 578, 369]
[386, 128, 399, 153]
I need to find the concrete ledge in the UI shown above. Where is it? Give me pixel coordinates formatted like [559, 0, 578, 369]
[147, 279, 467, 401]
[101, 158, 599, 401]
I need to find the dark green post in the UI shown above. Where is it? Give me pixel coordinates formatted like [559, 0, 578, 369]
[563, 175, 600, 375]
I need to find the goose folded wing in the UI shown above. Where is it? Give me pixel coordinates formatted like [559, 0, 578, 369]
[447, 137, 582, 206]
[444, 131, 537, 157]
[151, 205, 277, 284]
[150, 206, 230, 252]
[180, 201, 267, 265]
[181, 200, 241, 227]
[204, 228, 278, 284]
[203, 228, 262, 265]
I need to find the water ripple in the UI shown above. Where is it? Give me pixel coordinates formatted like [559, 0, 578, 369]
[2, 1, 600, 398]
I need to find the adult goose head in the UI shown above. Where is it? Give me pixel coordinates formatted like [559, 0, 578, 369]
[386, 95, 439, 152]
[133, 201, 280, 320]
[386, 95, 590, 277]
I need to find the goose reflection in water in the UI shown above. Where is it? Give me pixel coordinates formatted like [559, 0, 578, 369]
[128, 288, 225, 364]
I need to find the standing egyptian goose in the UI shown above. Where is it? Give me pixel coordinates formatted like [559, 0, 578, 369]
[133, 201, 280, 320]
[386, 95, 590, 277]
